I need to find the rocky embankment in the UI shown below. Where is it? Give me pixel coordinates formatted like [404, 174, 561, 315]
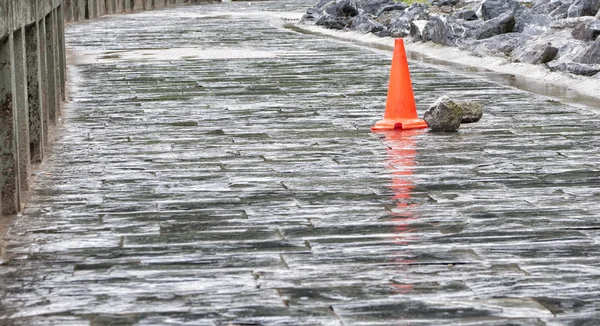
[300, 0, 600, 78]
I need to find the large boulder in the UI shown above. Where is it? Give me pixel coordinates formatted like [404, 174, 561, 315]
[453, 9, 479, 21]
[350, 13, 387, 34]
[456, 100, 484, 123]
[480, 0, 547, 33]
[475, 12, 516, 39]
[596, 8, 600, 18]
[429, 0, 460, 6]
[356, 0, 395, 15]
[547, 61, 600, 75]
[375, 9, 402, 26]
[423, 16, 480, 46]
[316, 14, 347, 29]
[424, 96, 464, 132]
[515, 8, 552, 35]
[548, 30, 591, 62]
[375, 2, 409, 17]
[577, 36, 600, 64]
[588, 20, 600, 38]
[301, 8, 321, 24]
[324, 0, 360, 18]
[532, 0, 565, 15]
[388, 17, 413, 37]
[405, 3, 430, 21]
[481, 0, 521, 20]
[549, 2, 572, 19]
[572, 19, 600, 40]
[572, 20, 593, 39]
[467, 33, 523, 57]
[302, 0, 334, 24]
[512, 41, 559, 63]
[410, 19, 430, 41]
[567, 0, 600, 17]
[551, 16, 596, 29]
[314, 0, 335, 12]
[422, 16, 447, 44]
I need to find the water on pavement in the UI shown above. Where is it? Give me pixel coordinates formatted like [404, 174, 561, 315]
[1, 1, 600, 325]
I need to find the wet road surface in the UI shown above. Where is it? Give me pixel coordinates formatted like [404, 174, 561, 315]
[2, 1, 600, 325]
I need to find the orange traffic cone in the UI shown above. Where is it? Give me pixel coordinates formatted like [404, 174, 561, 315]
[371, 39, 428, 131]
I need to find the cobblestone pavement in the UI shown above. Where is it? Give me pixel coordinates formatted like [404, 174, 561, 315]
[2, 1, 600, 325]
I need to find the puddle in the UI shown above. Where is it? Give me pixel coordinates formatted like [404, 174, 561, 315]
[73, 47, 323, 63]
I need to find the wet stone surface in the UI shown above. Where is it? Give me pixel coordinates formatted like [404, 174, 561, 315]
[2, 1, 600, 325]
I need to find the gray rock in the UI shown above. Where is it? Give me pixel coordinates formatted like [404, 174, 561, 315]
[481, 0, 521, 20]
[515, 8, 552, 35]
[577, 36, 600, 63]
[513, 42, 559, 64]
[547, 61, 600, 75]
[440, 5, 454, 13]
[430, 0, 459, 6]
[551, 33, 590, 62]
[375, 9, 402, 26]
[316, 14, 347, 29]
[300, 9, 321, 24]
[456, 100, 483, 123]
[422, 16, 448, 44]
[351, 13, 387, 33]
[373, 30, 392, 37]
[405, 3, 430, 21]
[302, 0, 339, 23]
[588, 20, 600, 38]
[567, 0, 600, 17]
[596, 8, 600, 18]
[324, 0, 360, 18]
[388, 17, 413, 37]
[375, 3, 409, 17]
[551, 16, 596, 29]
[595, 71, 600, 78]
[572, 21, 592, 39]
[532, 0, 564, 15]
[423, 16, 480, 46]
[467, 33, 523, 57]
[424, 96, 464, 132]
[572, 20, 600, 40]
[549, 2, 572, 19]
[476, 12, 516, 39]
[314, 0, 335, 12]
[410, 19, 430, 41]
[356, 0, 396, 15]
[453, 10, 479, 21]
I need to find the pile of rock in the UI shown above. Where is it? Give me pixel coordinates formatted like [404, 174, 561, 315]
[301, 0, 600, 78]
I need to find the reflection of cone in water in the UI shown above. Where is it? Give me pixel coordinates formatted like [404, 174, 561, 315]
[372, 39, 428, 131]
[385, 130, 419, 242]
[385, 130, 419, 294]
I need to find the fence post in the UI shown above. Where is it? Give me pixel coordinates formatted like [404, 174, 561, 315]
[13, 27, 30, 198]
[0, 34, 20, 216]
[26, 21, 45, 164]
